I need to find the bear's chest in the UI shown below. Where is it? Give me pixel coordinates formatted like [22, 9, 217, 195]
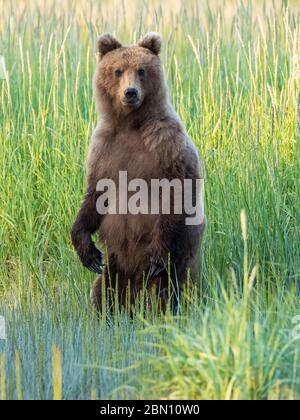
[99, 130, 161, 181]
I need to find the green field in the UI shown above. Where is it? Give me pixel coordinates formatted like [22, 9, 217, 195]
[0, 0, 300, 400]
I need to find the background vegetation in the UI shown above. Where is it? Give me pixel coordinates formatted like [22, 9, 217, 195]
[0, 0, 300, 400]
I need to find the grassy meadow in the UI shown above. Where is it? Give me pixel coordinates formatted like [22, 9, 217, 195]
[0, 0, 300, 400]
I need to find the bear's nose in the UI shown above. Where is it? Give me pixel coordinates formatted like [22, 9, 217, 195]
[124, 88, 138, 100]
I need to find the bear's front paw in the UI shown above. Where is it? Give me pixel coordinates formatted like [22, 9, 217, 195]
[80, 244, 103, 274]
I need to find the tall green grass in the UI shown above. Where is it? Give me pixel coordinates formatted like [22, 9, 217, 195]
[0, 0, 300, 400]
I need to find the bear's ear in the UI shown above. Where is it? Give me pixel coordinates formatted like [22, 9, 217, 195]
[138, 32, 162, 55]
[98, 33, 122, 58]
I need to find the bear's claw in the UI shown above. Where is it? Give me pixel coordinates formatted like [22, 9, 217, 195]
[81, 246, 103, 274]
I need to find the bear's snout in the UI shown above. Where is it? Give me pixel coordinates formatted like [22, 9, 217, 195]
[124, 87, 139, 104]
[125, 88, 138, 100]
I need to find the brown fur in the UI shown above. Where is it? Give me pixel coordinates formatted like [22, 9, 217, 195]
[71, 33, 205, 310]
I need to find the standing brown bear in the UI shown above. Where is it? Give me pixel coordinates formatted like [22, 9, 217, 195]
[71, 33, 205, 310]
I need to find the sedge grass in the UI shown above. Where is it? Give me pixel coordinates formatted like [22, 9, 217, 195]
[0, 0, 300, 400]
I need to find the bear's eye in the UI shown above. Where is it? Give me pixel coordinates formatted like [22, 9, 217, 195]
[137, 68, 145, 77]
[115, 69, 122, 78]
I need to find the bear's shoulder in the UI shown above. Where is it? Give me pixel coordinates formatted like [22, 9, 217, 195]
[141, 109, 196, 167]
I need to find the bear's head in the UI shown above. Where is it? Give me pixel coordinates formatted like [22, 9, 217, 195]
[94, 33, 166, 115]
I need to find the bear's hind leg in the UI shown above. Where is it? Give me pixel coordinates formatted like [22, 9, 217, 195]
[91, 260, 127, 314]
[90, 266, 117, 313]
[90, 274, 107, 313]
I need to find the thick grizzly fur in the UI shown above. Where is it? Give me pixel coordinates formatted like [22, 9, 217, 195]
[71, 33, 205, 310]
